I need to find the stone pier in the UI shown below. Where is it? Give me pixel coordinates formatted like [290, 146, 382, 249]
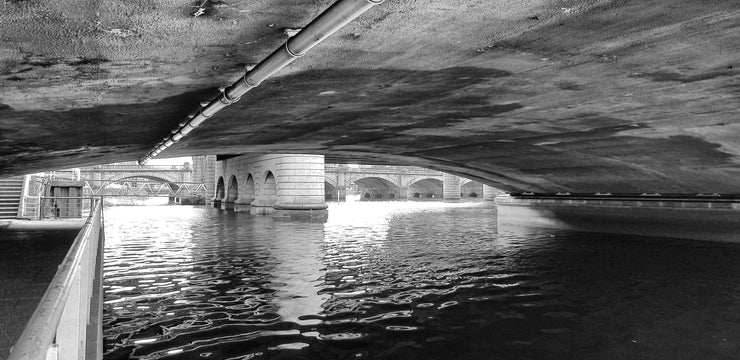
[482, 184, 502, 201]
[333, 168, 347, 202]
[214, 154, 328, 218]
[193, 155, 216, 206]
[443, 173, 461, 201]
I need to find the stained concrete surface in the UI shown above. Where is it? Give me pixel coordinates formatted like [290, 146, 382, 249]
[0, 0, 738, 194]
[0, 228, 79, 358]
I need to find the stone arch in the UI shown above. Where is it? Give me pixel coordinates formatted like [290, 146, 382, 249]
[262, 171, 277, 205]
[354, 176, 400, 200]
[244, 174, 256, 202]
[226, 175, 238, 202]
[460, 178, 473, 186]
[462, 179, 483, 198]
[349, 174, 401, 188]
[215, 176, 225, 201]
[408, 178, 443, 199]
[403, 175, 443, 189]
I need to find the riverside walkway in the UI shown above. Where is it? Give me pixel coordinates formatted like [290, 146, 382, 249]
[0, 226, 81, 357]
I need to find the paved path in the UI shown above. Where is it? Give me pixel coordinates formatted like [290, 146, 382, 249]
[0, 227, 80, 358]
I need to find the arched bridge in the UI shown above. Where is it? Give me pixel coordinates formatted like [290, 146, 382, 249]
[78, 162, 207, 197]
[211, 155, 506, 213]
[324, 164, 500, 201]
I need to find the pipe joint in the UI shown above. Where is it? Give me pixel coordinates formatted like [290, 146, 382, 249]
[243, 76, 260, 88]
[219, 92, 240, 105]
[285, 41, 306, 58]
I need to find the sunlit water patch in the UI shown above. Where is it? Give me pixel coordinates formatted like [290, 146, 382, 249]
[103, 202, 740, 359]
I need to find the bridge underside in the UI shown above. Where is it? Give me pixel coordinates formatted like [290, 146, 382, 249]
[0, 1, 738, 195]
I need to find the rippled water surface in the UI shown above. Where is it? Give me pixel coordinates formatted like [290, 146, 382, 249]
[103, 202, 740, 360]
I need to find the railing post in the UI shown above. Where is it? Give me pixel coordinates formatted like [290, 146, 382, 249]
[37, 195, 43, 220]
[17, 175, 30, 218]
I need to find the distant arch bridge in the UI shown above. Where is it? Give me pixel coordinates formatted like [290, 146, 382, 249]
[324, 165, 486, 201]
[78, 163, 207, 197]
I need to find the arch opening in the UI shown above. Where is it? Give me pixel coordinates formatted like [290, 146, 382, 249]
[409, 178, 443, 200]
[354, 177, 400, 201]
[262, 171, 277, 205]
[462, 180, 483, 199]
[215, 177, 225, 200]
[226, 175, 238, 202]
[244, 174, 256, 202]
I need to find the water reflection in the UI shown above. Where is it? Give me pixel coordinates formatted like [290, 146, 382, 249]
[103, 202, 740, 359]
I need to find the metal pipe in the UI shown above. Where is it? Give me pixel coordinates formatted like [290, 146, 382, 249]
[138, 0, 384, 165]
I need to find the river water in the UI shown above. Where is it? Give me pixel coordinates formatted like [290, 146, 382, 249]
[102, 202, 740, 360]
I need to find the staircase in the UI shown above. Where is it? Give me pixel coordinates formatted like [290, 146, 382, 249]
[0, 177, 24, 219]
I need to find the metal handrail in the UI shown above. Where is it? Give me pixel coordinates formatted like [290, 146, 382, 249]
[8, 198, 104, 360]
[83, 180, 204, 185]
[85, 164, 191, 171]
[39, 196, 93, 200]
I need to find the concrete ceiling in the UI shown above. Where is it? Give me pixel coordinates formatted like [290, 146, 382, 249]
[1, 0, 738, 193]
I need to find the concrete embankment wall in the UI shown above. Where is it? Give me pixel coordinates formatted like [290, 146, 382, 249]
[496, 196, 740, 243]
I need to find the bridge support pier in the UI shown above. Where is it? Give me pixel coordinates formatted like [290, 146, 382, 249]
[443, 174, 461, 201]
[496, 195, 740, 243]
[215, 154, 328, 218]
[272, 155, 328, 218]
[398, 186, 409, 201]
[221, 201, 235, 211]
[336, 186, 347, 202]
[234, 197, 253, 212]
[482, 184, 499, 201]
[333, 169, 347, 202]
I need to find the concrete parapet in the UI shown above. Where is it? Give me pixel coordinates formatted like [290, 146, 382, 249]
[495, 195, 740, 242]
